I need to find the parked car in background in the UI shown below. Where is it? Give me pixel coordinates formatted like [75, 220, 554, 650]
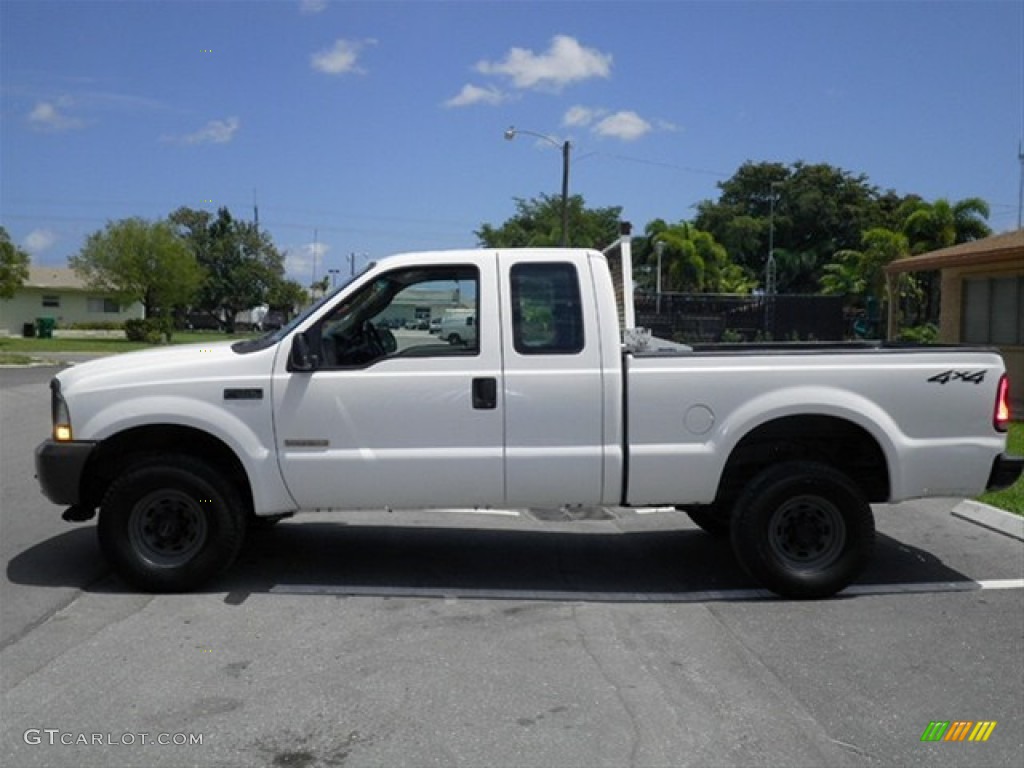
[439, 308, 476, 345]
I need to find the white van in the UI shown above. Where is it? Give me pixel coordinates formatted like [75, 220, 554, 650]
[439, 309, 476, 346]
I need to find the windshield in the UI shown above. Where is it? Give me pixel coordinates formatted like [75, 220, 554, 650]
[231, 262, 376, 354]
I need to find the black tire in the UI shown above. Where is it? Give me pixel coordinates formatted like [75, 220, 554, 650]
[730, 461, 874, 599]
[97, 456, 247, 592]
[679, 505, 731, 537]
[448, 333, 462, 346]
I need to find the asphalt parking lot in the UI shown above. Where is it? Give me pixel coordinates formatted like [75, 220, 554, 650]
[2, 364, 1022, 768]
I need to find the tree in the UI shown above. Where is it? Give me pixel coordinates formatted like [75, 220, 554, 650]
[170, 207, 287, 333]
[267, 278, 309, 320]
[70, 218, 203, 321]
[823, 228, 909, 304]
[0, 226, 30, 299]
[476, 194, 622, 249]
[694, 161, 909, 293]
[902, 197, 991, 254]
[642, 219, 738, 293]
[900, 197, 991, 324]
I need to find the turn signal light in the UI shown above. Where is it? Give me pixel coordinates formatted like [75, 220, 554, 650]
[994, 375, 1011, 432]
[54, 424, 72, 442]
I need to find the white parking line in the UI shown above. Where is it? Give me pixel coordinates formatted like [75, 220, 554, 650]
[269, 579, 1024, 602]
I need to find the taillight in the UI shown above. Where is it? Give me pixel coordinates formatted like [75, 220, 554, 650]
[994, 375, 1011, 432]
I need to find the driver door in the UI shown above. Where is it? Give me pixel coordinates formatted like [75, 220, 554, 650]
[272, 257, 505, 510]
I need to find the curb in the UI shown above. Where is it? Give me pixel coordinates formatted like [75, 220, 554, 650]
[951, 499, 1024, 542]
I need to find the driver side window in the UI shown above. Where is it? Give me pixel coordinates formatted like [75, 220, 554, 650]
[314, 265, 479, 368]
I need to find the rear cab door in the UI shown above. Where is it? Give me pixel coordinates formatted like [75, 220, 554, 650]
[498, 250, 619, 506]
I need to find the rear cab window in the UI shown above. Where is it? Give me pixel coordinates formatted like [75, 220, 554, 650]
[510, 262, 584, 355]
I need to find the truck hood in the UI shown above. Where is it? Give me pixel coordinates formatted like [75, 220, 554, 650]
[56, 340, 270, 393]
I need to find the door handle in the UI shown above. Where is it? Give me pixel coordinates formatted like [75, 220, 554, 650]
[472, 377, 497, 410]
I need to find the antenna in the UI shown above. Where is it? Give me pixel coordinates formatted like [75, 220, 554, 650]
[312, 229, 318, 288]
[1018, 141, 1023, 229]
[253, 188, 259, 231]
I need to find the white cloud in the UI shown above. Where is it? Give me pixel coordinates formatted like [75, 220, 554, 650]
[311, 38, 373, 75]
[594, 111, 652, 141]
[162, 116, 240, 145]
[286, 241, 331, 284]
[299, 0, 327, 14]
[476, 35, 612, 91]
[564, 105, 666, 142]
[23, 229, 58, 254]
[444, 83, 506, 108]
[27, 100, 85, 132]
[563, 105, 603, 127]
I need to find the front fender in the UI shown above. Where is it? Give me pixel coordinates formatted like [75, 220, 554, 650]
[79, 395, 296, 515]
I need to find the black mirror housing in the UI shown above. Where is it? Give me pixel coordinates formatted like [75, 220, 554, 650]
[288, 333, 319, 372]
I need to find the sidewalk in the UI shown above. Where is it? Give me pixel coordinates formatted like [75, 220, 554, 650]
[952, 499, 1024, 541]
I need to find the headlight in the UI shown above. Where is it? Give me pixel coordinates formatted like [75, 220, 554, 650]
[50, 378, 72, 441]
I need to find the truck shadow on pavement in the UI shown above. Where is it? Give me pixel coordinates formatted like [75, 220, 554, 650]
[6, 520, 976, 601]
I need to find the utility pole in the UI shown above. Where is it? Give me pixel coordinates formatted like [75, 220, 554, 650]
[504, 127, 571, 246]
[1018, 141, 1023, 229]
[311, 229, 318, 290]
[560, 138, 570, 247]
[765, 182, 781, 339]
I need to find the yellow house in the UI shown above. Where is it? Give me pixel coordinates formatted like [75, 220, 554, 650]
[885, 228, 1023, 415]
[0, 266, 144, 336]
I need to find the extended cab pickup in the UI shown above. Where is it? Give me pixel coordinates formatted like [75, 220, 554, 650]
[35, 247, 1023, 598]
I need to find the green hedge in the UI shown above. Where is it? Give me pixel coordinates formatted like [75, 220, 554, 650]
[124, 318, 173, 344]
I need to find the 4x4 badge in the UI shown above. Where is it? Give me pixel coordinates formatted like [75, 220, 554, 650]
[927, 370, 986, 385]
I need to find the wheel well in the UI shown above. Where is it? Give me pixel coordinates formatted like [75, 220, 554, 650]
[81, 425, 254, 514]
[717, 415, 890, 505]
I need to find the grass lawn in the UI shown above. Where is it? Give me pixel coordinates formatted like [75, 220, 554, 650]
[978, 422, 1024, 515]
[0, 331, 257, 357]
[0, 351, 36, 365]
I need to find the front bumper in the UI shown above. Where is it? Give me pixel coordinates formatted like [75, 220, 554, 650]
[34, 440, 96, 505]
[987, 453, 1024, 492]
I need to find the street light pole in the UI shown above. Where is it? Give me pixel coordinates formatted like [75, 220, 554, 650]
[766, 182, 781, 296]
[504, 126, 571, 247]
[655, 240, 665, 315]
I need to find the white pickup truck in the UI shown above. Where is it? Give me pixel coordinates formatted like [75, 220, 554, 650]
[35, 246, 1022, 598]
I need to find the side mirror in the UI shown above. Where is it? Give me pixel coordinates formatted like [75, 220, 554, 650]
[288, 333, 320, 372]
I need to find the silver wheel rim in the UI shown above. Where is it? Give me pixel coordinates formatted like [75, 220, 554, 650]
[768, 494, 845, 571]
[128, 489, 208, 567]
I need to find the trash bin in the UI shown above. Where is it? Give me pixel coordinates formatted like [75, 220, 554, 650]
[36, 317, 55, 339]
[22, 322, 36, 338]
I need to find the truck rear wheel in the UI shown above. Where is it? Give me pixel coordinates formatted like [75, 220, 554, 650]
[730, 461, 874, 599]
[97, 456, 247, 592]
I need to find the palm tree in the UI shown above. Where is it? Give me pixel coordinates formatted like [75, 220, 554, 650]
[900, 197, 991, 323]
[823, 228, 912, 337]
[647, 220, 731, 293]
[902, 197, 991, 254]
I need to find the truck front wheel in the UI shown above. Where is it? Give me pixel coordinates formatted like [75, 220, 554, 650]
[730, 461, 874, 599]
[97, 456, 247, 592]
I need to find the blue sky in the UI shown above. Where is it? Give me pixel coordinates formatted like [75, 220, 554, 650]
[2, 0, 1022, 284]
